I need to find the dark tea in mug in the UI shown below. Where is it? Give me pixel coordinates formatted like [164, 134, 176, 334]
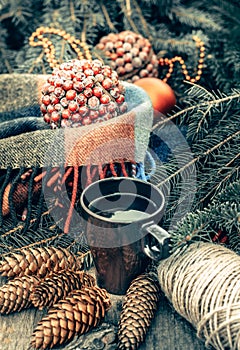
[80, 177, 170, 294]
[89, 193, 155, 222]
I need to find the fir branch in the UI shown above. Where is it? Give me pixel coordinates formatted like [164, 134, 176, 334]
[0, 47, 13, 73]
[211, 201, 239, 233]
[100, 2, 117, 32]
[158, 130, 239, 192]
[69, 0, 77, 23]
[140, 0, 181, 17]
[0, 208, 54, 238]
[196, 0, 240, 36]
[170, 210, 213, 248]
[195, 163, 239, 211]
[170, 179, 240, 253]
[117, 0, 140, 33]
[215, 177, 240, 203]
[224, 43, 240, 77]
[151, 84, 239, 232]
[0, 10, 15, 21]
[27, 50, 46, 74]
[152, 86, 240, 131]
[11, 6, 33, 26]
[0, 224, 91, 268]
[198, 156, 239, 206]
[172, 6, 222, 31]
[131, 0, 152, 38]
[0, 232, 63, 256]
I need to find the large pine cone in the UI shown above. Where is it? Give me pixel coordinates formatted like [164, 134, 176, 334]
[30, 285, 111, 349]
[118, 272, 161, 349]
[0, 247, 82, 278]
[31, 269, 95, 309]
[0, 275, 41, 314]
[95, 31, 159, 83]
[41, 58, 127, 128]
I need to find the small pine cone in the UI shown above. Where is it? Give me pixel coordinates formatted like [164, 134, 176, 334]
[118, 272, 161, 350]
[31, 269, 95, 309]
[30, 285, 111, 350]
[0, 246, 81, 278]
[0, 275, 41, 314]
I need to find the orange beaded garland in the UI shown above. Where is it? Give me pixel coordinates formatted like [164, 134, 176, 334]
[159, 36, 205, 83]
[29, 27, 205, 85]
[29, 27, 92, 69]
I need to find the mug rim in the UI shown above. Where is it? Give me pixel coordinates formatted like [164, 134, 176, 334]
[80, 176, 165, 224]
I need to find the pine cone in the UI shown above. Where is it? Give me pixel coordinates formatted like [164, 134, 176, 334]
[30, 269, 95, 309]
[30, 285, 112, 350]
[95, 31, 159, 83]
[118, 272, 161, 350]
[41, 58, 127, 129]
[0, 275, 41, 314]
[0, 247, 81, 278]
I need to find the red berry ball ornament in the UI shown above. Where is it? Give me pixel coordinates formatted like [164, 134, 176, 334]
[41, 59, 127, 128]
[96, 31, 159, 83]
[134, 77, 176, 117]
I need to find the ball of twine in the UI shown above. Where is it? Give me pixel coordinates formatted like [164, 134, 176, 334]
[157, 242, 240, 350]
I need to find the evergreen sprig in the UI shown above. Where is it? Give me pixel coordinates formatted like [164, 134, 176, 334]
[171, 6, 222, 31]
[151, 86, 240, 234]
[169, 180, 240, 254]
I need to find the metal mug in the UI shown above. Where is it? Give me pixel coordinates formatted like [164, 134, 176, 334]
[80, 177, 170, 295]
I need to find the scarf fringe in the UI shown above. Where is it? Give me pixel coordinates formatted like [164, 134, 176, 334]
[0, 159, 154, 234]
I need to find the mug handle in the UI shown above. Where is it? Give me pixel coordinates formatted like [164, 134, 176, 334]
[141, 222, 171, 261]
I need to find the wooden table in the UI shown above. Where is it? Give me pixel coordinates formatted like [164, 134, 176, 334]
[0, 276, 209, 350]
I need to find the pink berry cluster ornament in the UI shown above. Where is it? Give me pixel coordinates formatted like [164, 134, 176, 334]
[96, 31, 159, 82]
[40, 59, 127, 128]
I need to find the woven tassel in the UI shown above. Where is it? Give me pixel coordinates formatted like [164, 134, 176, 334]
[30, 285, 111, 349]
[0, 275, 41, 314]
[118, 272, 161, 350]
[30, 269, 95, 309]
[0, 247, 82, 278]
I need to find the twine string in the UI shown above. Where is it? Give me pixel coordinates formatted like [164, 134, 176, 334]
[158, 243, 240, 350]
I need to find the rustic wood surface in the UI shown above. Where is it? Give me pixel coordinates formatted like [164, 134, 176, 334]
[0, 276, 210, 350]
